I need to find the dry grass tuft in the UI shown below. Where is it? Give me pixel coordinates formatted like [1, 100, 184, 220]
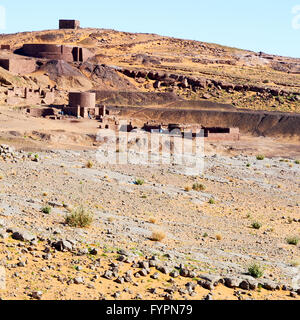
[86, 160, 93, 169]
[65, 205, 93, 228]
[149, 217, 157, 224]
[151, 230, 166, 242]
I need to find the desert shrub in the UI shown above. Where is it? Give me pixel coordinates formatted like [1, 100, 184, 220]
[252, 221, 262, 230]
[135, 179, 145, 185]
[86, 160, 93, 169]
[184, 186, 192, 192]
[256, 155, 265, 160]
[295, 160, 300, 165]
[286, 236, 300, 246]
[192, 183, 206, 191]
[208, 198, 215, 204]
[41, 206, 52, 214]
[216, 234, 222, 241]
[248, 263, 264, 278]
[149, 217, 157, 224]
[65, 206, 93, 228]
[151, 230, 166, 242]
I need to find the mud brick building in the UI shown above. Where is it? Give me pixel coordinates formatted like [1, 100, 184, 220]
[59, 20, 80, 29]
[6, 87, 55, 105]
[64, 92, 106, 119]
[19, 44, 94, 63]
[0, 58, 37, 74]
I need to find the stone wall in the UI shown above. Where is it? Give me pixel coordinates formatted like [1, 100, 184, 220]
[19, 44, 93, 63]
[0, 58, 37, 75]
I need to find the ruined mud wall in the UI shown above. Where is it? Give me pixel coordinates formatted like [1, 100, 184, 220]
[17, 44, 93, 63]
[120, 107, 300, 139]
[0, 58, 37, 74]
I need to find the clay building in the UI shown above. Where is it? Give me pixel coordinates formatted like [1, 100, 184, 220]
[59, 20, 80, 30]
[18, 44, 93, 63]
[0, 45, 10, 50]
[63, 92, 106, 119]
[0, 58, 37, 74]
[6, 86, 55, 105]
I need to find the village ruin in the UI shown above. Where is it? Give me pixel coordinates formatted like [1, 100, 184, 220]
[0, 19, 241, 142]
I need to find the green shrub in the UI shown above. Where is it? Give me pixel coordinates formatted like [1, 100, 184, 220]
[41, 206, 52, 214]
[65, 206, 93, 228]
[295, 160, 300, 165]
[286, 236, 300, 246]
[135, 179, 145, 186]
[208, 198, 215, 204]
[248, 263, 264, 278]
[252, 221, 262, 230]
[256, 155, 265, 161]
[192, 183, 206, 191]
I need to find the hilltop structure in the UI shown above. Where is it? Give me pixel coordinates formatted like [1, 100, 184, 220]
[59, 19, 80, 30]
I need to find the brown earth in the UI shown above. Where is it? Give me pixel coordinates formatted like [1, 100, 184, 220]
[0, 27, 299, 112]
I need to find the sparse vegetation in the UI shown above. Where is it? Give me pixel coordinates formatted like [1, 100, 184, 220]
[295, 160, 300, 165]
[252, 221, 262, 230]
[41, 206, 52, 214]
[286, 236, 300, 246]
[151, 230, 166, 242]
[135, 179, 145, 186]
[208, 198, 215, 204]
[216, 234, 222, 241]
[65, 206, 93, 228]
[248, 263, 264, 278]
[192, 183, 206, 191]
[184, 186, 192, 192]
[149, 217, 157, 224]
[256, 155, 265, 160]
[86, 160, 93, 169]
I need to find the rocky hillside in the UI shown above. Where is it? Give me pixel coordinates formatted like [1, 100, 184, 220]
[0, 28, 299, 112]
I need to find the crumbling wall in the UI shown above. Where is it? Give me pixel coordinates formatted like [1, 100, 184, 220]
[0, 58, 37, 74]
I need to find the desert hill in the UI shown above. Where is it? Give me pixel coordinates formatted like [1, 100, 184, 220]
[0, 28, 299, 113]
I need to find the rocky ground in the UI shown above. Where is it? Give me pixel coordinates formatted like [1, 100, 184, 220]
[0, 140, 299, 300]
